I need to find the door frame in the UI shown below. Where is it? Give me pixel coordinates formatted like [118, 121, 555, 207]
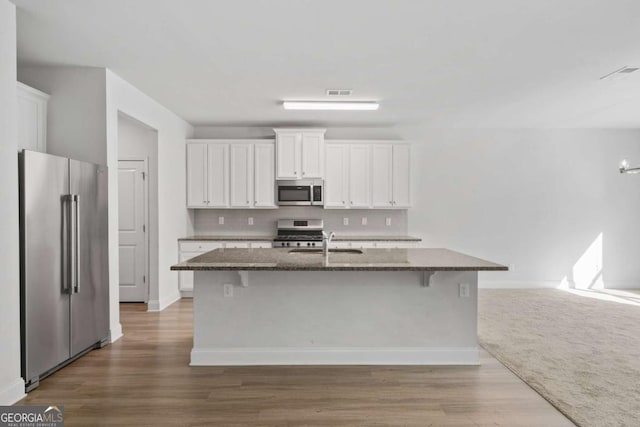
[118, 156, 149, 303]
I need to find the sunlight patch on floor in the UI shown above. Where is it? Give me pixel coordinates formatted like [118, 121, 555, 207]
[559, 288, 640, 306]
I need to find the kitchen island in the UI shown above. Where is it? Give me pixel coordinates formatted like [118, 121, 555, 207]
[171, 248, 506, 366]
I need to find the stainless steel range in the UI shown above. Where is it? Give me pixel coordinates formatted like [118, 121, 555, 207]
[273, 219, 323, 248]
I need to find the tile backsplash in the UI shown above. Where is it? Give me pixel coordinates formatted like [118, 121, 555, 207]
[193, 207, 408, 236]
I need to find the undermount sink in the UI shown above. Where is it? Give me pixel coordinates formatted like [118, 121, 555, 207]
[288, 248, 363, 255]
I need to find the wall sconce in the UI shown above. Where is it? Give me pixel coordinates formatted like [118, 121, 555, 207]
[619, 159, 640, 174]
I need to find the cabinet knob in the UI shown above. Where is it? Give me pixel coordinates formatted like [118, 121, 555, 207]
[294, 171, 297, 175]
[302, 172, 305, 176]
[350, 201, 353, 205]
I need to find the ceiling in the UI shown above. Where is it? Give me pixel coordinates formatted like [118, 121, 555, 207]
[12, 0, 640, 128]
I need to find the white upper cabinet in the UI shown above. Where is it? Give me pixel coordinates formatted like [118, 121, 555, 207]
[187, 143, 209, 208]
[392, 144, 411, 207]
[274, 128, 325, 179]
[300, 132, 324, 178]
[324, 144, 349, 208]
[207, 144, 229, 207]
[370, 143, 412, 208]
[371, 144, 394, 208]
[348, 144, 371, 208]
[186, 140, 276, 209]
[324, 141, 411, 210]
[275, 131, 299, 179]
[254, 143, 276, 208]
[17, 82, 49, 153]
[229, 144, 253, 208]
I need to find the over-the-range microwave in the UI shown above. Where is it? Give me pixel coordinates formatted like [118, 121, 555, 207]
[276, 179, 323, 206]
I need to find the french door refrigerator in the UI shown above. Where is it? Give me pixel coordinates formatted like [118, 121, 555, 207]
[19, 150, 109, 392]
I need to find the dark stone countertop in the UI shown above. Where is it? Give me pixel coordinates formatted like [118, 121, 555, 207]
[170, 248, 507, 272]
[178, 235, 422, 242]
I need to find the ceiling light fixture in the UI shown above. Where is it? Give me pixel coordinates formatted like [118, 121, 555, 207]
[600, 66, 639, 81]
[619, 159, 640, 174]
[283, 101, 379, 111]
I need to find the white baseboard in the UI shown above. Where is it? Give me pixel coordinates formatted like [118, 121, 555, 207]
[147, 292, 181, 312]
[109, 322, 123, 343]
[479, 280, 559, 289]
[180, 290, 193, 298]
[190, 347, 479, 366]
[603, 281, 640, 289]
[480, 280, 640, 290]
[0, 377, 25, 405]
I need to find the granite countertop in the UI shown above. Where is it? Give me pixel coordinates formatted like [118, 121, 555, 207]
[179, 235, 422, 242]
[332, 235, 421, 242]
[170, 248, 507, 272]
[179, 235, 274, 241]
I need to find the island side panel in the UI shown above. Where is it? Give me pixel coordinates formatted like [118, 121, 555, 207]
[192, 270, 478, 365]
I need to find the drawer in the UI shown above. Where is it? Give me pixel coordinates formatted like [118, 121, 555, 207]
[179, 241, 225, 252]
[375, 242, 418, 249]
[250, 242, 272, 248]
[224, 242, 250, 248]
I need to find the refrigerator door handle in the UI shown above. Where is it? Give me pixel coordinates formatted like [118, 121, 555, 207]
[73, 194, 80, 294]
[62, 194, 73, 294]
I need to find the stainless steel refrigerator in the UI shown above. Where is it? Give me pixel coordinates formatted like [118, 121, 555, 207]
[19, 150, 110, 392]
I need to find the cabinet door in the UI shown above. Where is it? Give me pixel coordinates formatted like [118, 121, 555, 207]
[17, 83, 48, 153]
[207, 144, 229, 207]
[348, 145, 371, 208]
[324, 144, 349, 208]
[301, 132, 324, 178]
[254, 143, 276, 208]
[230, 144, 253, 207]
[187, 143, 208, 207]
[276, 132, 300, 179]
[371, 144, 393, 208]
[392, 145, 411, 207]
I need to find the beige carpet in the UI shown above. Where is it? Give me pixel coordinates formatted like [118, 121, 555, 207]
[478, 289, 640, 427]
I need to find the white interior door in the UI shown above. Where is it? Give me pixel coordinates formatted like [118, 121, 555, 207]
[118, 159, 148, 302]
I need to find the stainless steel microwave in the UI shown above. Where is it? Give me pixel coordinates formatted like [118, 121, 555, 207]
[276, 179, 323, 206]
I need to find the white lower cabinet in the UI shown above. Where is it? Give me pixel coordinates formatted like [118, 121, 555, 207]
[329, 240, 418, 249]
[178, 240, 272, 295]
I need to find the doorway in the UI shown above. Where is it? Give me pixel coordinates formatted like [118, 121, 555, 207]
[118, 158, 149, 302]
[117, 111, 158, 308]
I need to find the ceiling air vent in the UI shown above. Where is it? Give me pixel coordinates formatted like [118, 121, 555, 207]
[326, 89, 353, 96]
[600, 66, 639, 80]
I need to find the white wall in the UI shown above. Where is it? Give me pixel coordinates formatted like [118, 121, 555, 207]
[0, 0, 25, 405]
[106, 70, 193, 316]
[15, 65, 193, 342]
[18, 66, 107, 164]
[408, 128, 640, 289]
[118, 113, 159, 303]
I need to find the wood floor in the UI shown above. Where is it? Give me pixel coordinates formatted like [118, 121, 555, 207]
[18, 300, 574, 426]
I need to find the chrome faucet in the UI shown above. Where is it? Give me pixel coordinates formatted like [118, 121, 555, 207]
[322, 231, 335, 257]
